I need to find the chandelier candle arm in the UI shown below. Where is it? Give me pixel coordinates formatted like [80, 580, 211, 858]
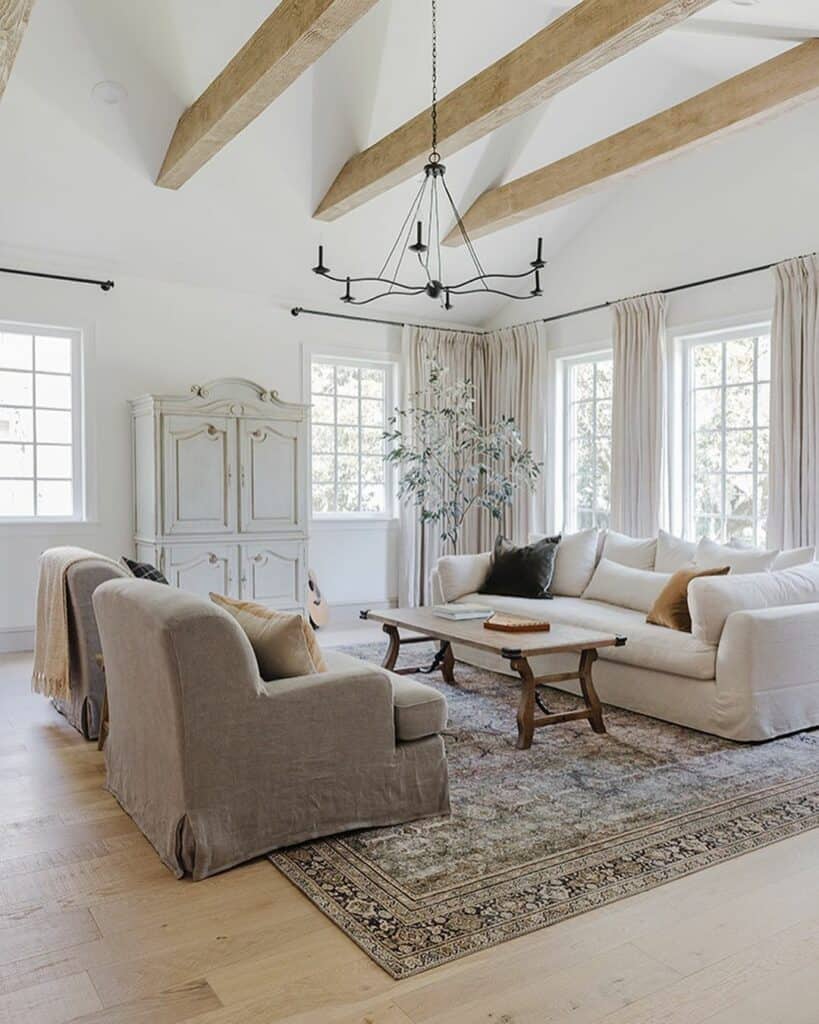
[309, 0, 545, 308]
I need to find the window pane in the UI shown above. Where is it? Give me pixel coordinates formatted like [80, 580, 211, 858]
[573, 363, 594, 401]
[336, 426, 358, 454]
[0, 370, 33, 406]
[695, 515, 722, 541]
[361, 456, 385, 484]
[336, 397, 358, 425]
[758, 475, 769, 518]
[725, 385, 754, 429]
[360, 368, 384, 399]
[360, 399, 383, 427]
[335, 365, 359, 396]
[757, 429, 769, 474]
[36, 479, 73, 516]
[336, 483, 359, 512]
[0, 407, 33, 443]
[312, 453, 334, 483]
[595, 361, 612, 399]
[336, 454, 358, 484]
[695, 430, 722, 474]
[37, 444, 72, 478]
[311, 362, 335, 395]
[0, 479, 34, 516]
[312, 483, 335, 514]
[35, 336, 71, 373]
[361, 484, 385, 513]
[725, 430, 754, 473]
[311, 424, 334, 452]
[0, 333, 32, 370]
[361, 428, 384, 455]
[726, 518, 754, 545]
[573, 437, 594, 509]
[695, 473, 722, 516]
[757, 382, 770, 428]
[726, 338, 754, 384]
[572, 401, 593, 438]
[35, 373, 71, 409]
[695, 388, 722, 431]
[726, 474, 754, 518]
[693, 344, 721, 388]
[565, 357, 612, 531]
[0, 443, 33, 476]
[596, 399, 611, 437]
[757, 335, 770, 381]
[311, 395, 334, 423]
[36, 409, 72, 444]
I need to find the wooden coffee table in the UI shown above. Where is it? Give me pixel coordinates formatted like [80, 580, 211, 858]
[362, 607, 626, 750]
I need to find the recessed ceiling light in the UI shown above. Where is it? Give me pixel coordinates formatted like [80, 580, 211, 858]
[91, 80, 128, 106]
[730, 0, 760, 6]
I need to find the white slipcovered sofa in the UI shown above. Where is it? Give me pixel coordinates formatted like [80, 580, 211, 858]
[431, 529, 819, 741]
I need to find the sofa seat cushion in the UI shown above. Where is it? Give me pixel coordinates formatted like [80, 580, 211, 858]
[456, 594, 717, 680]
[323, 650, 447, 741]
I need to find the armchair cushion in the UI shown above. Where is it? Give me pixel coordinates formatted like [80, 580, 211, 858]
[210, 593, 326, 679]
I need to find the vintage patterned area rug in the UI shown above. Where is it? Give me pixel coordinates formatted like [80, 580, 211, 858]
[270, 642, 819, 979]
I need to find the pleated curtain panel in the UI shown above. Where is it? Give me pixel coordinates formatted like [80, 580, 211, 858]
[609, 293, 667, 538]
[768, 255, 819, 549]
[398, 323, 545, 606]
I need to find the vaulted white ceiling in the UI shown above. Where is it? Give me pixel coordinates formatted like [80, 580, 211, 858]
[0, 0, 816, 326]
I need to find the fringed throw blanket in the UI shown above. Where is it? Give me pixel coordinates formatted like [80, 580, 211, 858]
[31, 546, 124, 701]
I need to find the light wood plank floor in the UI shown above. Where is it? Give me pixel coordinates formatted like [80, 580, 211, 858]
[1, 649, 818, 1024]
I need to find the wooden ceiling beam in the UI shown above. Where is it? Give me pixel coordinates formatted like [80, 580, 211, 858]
[444, 40, 819, 245]
[156, 0, 379, 190]
[0, 0, 35, 102]
[314, 0, 716, 221]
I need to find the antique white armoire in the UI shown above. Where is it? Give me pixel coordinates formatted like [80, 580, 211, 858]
[130, 378, 309, 612]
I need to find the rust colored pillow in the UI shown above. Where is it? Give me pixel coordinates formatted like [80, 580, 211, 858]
[646, 565, 730, 632]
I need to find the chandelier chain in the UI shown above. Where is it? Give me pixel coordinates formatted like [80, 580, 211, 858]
[430, 0, 439, 159]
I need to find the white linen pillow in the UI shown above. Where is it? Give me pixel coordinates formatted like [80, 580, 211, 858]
[530, 528, 600, 597]
[772, 546, 815, 570]
[655, 529, 696, 572]
[601, 530, 657, 571]
[436, 552, 492, 602]
[688, 561, 819, 645]
[695, 537, 778, 574]
[582, 558, 671, 613]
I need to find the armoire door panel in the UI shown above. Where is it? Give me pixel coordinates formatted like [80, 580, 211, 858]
[240, 542, 303, 608]
[240, 420, 301, 533]
[163, 416, 236, 535]
[162, 545, 238, 600]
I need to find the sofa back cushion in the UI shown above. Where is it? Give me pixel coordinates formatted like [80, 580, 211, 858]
[655, 530, 696, 572]
[601, 530, 657, 570]
[479, 535, 560, 599]
[695, 537, 778, 574]
[210, 593, 326, 680]
[688, 561, 819, 645]
[772, 546, 816, 570]
[436, 552, 492, 603]
[582, 558, 671, 613]
[530, 528, 600, 597]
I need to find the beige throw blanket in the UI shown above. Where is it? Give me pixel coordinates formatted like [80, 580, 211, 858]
[31, 546, 125, 701]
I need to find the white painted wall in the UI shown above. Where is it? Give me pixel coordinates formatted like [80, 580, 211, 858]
[0, 269, 402, 648]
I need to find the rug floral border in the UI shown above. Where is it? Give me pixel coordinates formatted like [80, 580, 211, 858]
[271, 775, 819, 978]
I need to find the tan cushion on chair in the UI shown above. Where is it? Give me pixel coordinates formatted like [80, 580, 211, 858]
[210, 594, 327, 680]
[646, 566, 730, 632]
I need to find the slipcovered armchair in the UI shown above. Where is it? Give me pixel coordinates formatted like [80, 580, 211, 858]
[92, 579, 450, 880]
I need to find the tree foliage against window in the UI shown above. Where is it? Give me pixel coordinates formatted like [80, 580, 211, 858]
[690, 333, 770, 545]
[385, 362, 540, 548]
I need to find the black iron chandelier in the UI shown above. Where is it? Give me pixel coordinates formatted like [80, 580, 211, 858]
[311, 0, 545, 310]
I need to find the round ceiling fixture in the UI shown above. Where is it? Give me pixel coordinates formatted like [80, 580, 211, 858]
[91, 80, 128, 106]
[730, 0, 760, 6]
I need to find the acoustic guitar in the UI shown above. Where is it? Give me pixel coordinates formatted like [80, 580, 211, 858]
[307, 569, 329, 629]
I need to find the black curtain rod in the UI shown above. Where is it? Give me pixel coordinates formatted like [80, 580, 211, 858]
[291, 251, 816, 334]
[0, 266, 115, 291]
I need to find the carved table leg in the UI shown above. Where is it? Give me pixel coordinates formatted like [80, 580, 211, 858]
[578, 648, 606, 734]
[511, 656, 536, 750]
[440, 641, 455, 684]
[382, 624, 400, 670]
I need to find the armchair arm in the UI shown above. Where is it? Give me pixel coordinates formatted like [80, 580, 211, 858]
[435, 551, 492, 602]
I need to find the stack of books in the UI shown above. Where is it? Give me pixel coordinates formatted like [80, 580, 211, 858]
[432, 603, 493, 621]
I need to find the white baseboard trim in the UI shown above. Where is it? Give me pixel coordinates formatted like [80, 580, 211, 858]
[0, 626, 34, 653]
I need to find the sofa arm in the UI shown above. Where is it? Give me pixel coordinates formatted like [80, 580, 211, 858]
[718, 603, 819, 695]
[435, 551, 492, 603]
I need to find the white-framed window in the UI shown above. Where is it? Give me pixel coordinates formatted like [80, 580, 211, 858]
[682, 323, 771, 546]
[309, 355, 395, 517]
[563, 352, 612, 531]
[0, 324, 84, 520]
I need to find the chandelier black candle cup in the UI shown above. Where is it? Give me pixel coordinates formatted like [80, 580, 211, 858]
[311, 0, 545, 310]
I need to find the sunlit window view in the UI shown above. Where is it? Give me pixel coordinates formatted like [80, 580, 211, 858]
[565, 355, 612, 531]
[0, 330, 76, 518]
[687, 330, 770, 546]
[310, 359, 389, 515]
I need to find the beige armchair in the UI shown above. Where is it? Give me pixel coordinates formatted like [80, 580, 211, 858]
[92, 579, 450, 879]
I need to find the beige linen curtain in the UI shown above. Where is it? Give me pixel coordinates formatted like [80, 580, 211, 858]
[398, 323, 545, 606]
[768, 255, 819, 549]
[610, 293, 667, 538]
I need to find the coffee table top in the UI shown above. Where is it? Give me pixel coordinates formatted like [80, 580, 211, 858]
[365, 607, 625, 660]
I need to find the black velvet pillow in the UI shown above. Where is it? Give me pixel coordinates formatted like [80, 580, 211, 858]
[122, 556, 169, 584]
[479, 535, 561, 599]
